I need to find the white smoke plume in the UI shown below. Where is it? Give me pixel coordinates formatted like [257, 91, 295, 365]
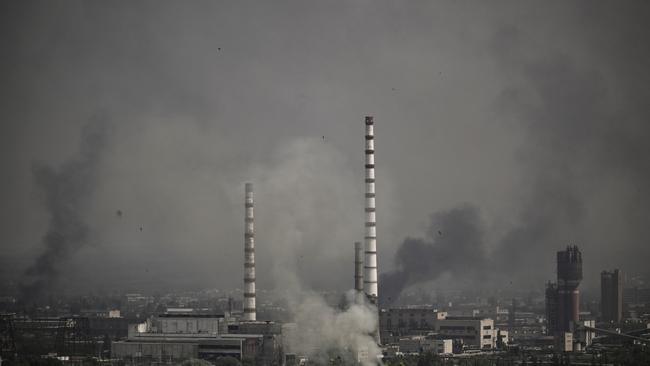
[251, 139, 382, 365]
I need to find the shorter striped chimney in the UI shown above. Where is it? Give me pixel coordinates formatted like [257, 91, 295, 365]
[243, 182, 256, 321]
[354, 241, 364, 292]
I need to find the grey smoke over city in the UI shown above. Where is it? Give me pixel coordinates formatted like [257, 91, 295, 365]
[20, 118, 112, 301]
[1, 1, 650, 302]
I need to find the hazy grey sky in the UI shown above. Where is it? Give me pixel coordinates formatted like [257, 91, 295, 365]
[1, 1, 649, 298]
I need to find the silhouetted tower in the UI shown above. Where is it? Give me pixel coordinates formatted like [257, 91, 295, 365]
[545, 282, 559, 335]
[601, 269, 623, 323]
[556, 245, 582, 332]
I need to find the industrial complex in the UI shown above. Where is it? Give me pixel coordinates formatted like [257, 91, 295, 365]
[1, 117, 649, 365]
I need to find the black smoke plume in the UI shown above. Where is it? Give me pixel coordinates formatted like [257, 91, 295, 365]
[380, 205, 488, 305]
[20, 117, 111, 302]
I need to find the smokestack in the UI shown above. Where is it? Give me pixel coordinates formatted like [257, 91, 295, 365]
[243, 182, 256, 322]
[363, 116, 378, 302]
[354, 241, 364, 292]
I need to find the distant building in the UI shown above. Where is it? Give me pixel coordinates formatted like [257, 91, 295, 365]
[601, 269, 623, 323]
[438, 317, 498, 350]
[379, 308, 504, 350]
[545, 282, 559, 335]
[556, 246, 582, 333]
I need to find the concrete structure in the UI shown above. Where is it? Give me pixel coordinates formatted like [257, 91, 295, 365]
[425, 338, 453, 354]
[158, 313, 224, 335]
[380, 307, 446, 341]
[556, 245, 582, 332]
[112, 313, 283, 365]
[437, 317, 497, 350]
[244, 182, 256, 322]
[601, 269, 623, 323]
[379, 308, 504, 350]
[363, 116, 378, 302]
[396, 336, 452, 355]
[354, 241, 364, 292]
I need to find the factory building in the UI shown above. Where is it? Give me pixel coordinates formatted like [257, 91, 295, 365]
[379, 308, 506, 350]
[112, 312, 284, 365]
[437, 317, 500, 350]
[601, 269, 623, 323]
[379, 307, 446, 341]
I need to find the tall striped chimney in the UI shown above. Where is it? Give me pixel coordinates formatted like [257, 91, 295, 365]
[243, 182, 256, 321]
[354, 241, 364, 292]
[363, 116, 378, 302]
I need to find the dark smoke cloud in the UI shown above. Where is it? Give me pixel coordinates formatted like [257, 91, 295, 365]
[380, 205, 488, 305]
[21, 117, 111, 301]
[492, 24, 650, 284]
[381, 11, 650, 300]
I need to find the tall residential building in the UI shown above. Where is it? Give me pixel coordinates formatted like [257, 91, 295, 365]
[601, 269, 623, 323]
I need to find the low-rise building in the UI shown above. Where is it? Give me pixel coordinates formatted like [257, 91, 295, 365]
[112, 312, 283, 365]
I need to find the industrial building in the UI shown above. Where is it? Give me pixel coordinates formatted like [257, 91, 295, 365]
[379, 308, 507, 350]
[601, 269, 623, 323]
[111, 311, 284, 365]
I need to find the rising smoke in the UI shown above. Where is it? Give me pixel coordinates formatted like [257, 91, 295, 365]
[285, 289, 381, 366]
[380, 205, 488, 305]
[20, 117, 112, 302]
